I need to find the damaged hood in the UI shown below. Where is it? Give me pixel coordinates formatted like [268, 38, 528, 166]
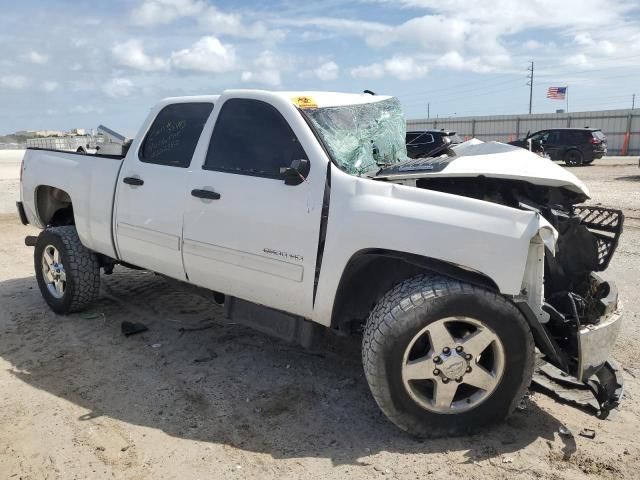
[376, 140, 590, 198]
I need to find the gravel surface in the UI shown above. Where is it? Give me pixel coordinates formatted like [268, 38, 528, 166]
[1, 155, 639, 479]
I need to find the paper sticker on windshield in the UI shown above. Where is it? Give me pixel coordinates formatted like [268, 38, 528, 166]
[292, 96, 318, 109]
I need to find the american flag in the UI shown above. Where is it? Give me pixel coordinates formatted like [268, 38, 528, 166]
[547, 86, 567, 100]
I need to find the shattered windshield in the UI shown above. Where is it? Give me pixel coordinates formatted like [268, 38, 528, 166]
[303, 97, 408, 176]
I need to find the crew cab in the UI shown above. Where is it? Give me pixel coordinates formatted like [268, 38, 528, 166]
[17, 91, 624, 436]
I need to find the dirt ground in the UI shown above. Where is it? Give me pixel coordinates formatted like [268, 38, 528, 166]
[1, 151, 639, 479]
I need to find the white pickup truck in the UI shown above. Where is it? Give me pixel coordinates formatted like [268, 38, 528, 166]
[17, 90, 624, 436]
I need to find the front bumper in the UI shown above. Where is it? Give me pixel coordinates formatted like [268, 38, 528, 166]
[532, 274, 624, 418]
[577, 275, 622, 382]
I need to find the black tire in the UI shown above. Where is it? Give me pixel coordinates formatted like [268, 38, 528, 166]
[34, 226, 100, 314]
[362, 274, 534, 437]
[564, 149, 584, 166]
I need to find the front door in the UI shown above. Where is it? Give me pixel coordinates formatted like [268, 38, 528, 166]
[181, 96, 326, 318]
[114, 101, 214, 279]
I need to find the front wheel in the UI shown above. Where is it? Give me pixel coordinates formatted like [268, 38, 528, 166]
[362, 274, 534, 437]
[34, 226, 100, 314]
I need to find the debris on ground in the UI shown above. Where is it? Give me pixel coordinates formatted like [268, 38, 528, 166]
[121, 321, 149, 337]
[151, 343, 162, 348]
[516, 393, 529, 411]
[193, 352, 218, 363]
[579, 428, 596, 439]
[178, 324, 216, 334]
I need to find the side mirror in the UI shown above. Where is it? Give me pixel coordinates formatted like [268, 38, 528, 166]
[280, 159, 310, 186]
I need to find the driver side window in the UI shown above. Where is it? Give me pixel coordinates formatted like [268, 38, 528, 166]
[204, 99, 308, 179]
[530, 131, 549, 142]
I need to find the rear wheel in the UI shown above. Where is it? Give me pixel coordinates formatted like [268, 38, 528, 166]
[34, 226, 100, 314]
[362, 274, 534, 437]
[564, 149, 584, 166]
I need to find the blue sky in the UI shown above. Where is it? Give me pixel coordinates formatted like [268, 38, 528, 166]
[2, 0, 640, 136]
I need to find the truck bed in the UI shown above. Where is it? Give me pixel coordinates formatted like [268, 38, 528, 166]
[20, 148, 124, 258]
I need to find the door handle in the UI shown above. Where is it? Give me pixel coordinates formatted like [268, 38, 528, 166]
[123, 177, 144, 186]
[191, 189, 221, 200]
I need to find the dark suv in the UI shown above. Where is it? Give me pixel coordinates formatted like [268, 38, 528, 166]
[509, 128, 607, 166]
[406, 129, 462, 159]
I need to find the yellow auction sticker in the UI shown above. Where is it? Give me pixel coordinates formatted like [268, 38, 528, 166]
[292, 96, 318, 109]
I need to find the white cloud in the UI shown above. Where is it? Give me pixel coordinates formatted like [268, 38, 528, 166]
[131, 0, 285, 42]
[42, 81, 59, 92]
[350, 63, 385, 79]
[351, 56, 427, 80]
[131, 0, 206, 26]
[368, 15, 468, 51]
[69, 105, 104, 114]
[170, 36, 236, 72]
[241, 70, 281, 86]
[523, 40, 543, 50]
[0, 75, 30, 89]
[574, 32, 594, 46]
[435, 51, 502, 73]
[103, 78, 135, 98]
[383, 56, 428, 80]
[112, 39, 168, 71]
[24, 50, 48, 64]
[302, 61, 339, 81]
[565, 53, 590, 66]
[239, 50, 290, 87]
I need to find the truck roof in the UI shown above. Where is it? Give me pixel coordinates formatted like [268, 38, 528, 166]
[160, 91, 393, 110]
[268, 91, 393, 108]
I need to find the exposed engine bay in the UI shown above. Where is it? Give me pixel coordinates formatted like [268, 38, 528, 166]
[376, 152, 624, 416]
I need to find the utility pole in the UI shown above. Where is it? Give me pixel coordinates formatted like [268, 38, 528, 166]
[632, 94, 636, 110]
[427, 103, 430, 119]
[527, 61, 534, 115]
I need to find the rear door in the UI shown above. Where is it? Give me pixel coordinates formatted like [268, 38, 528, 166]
[181, 95, 327, 318]
[114, 101, 214, 279]
[541, 130, 562, 159]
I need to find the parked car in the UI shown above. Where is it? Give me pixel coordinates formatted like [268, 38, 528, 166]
[406, 129, 462, 158]
[509, 128, 607, 166]
[17, 91, 624, 436]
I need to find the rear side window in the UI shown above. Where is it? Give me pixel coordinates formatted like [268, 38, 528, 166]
[407, 133, 434, 145]
[593, 131, 606, 141]
[204, 99, 307, 178]
[139, 102, 214, 168]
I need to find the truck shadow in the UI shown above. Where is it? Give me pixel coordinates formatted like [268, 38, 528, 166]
[0, 271, 575, 466]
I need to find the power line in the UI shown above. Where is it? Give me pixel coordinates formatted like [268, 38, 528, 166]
[398, 52, 640, 102]
[397, 76, 524, 102]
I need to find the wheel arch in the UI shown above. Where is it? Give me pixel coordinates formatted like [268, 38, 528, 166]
[35, 185, 75, 227]
[564, 147, 583, 163]
[330, 249, 500, 332]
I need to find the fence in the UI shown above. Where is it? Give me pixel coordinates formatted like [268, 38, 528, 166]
[407, 108, 640, 155]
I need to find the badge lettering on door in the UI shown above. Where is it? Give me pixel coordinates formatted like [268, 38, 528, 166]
[263, 248, 304, 263]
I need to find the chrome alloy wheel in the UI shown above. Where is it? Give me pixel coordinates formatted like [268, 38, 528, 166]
[41, 244, 66, 299]
[401, 316, 505, 414]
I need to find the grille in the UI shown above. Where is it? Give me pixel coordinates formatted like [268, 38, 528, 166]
[572, 206, 624, 271]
